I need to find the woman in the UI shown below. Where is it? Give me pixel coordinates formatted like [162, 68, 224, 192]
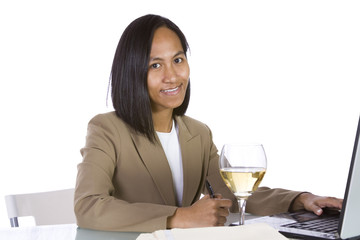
[74, 14, 342, 232]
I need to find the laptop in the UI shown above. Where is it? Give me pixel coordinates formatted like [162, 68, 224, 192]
[246, 116, 360, 240]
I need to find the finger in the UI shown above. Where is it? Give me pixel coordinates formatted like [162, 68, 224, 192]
[214, 194, 223, 199]
[325, 198, 343, 209]
[217, 199, 233, 209]
[216, 216, 227, 225]
[316, 197, 343, 210]
[305, 201, 323, 216]
[218, 207, 230, 217]
[314, 207, 323, 216]
[310, 197, 343, 215]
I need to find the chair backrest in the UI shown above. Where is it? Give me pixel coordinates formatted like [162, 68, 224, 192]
[4, 188, 76, 227]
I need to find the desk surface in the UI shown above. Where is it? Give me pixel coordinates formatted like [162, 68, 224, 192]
[0, 214, 295, 240]
[0, 224, 140, 240]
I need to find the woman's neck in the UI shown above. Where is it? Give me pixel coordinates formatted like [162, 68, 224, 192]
[152, 109, 173, 133]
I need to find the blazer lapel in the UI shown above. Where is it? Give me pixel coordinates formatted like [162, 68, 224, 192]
[176, 116, 203, 207]
[129, 131, 177, 206]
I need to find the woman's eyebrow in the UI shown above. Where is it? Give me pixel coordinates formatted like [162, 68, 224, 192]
[149, 51, 185, 62]
[174, 51, 186, 57]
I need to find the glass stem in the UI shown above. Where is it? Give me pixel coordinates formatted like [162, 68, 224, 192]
[237, 198, 247, 225]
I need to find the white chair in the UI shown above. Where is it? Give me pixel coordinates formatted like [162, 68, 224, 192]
[4, 188, 76, 227]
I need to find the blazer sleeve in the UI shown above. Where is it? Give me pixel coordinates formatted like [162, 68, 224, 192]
[74, 114, 177, 232]
[205, 126, 303, 215]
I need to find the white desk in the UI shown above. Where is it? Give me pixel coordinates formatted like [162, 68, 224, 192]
[0, 214, 297, 240]
[0, 224, 141, 240]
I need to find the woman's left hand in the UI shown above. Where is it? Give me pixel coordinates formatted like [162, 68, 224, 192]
[290, 192, 343, 215]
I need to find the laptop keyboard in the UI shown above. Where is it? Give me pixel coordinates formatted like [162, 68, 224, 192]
[282, 216, 339, 234]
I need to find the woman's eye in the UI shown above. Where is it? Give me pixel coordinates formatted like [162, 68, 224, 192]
[150, 63, 160, 69]
[174, 58, 183, 64]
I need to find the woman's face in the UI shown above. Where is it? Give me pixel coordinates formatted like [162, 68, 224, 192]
[147, 27, 190, 114]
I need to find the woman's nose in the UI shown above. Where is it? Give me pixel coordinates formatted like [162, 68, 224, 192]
[163, 64, 177, 82]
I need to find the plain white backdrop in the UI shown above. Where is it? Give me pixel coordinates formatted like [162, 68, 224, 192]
[0, 0, 359, 228]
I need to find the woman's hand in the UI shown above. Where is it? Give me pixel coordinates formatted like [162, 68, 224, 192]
[290, 192, 343, 215]
[167, 194, 232, 228]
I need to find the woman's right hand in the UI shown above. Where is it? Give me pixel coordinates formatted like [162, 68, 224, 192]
[167, 194, 233, 228]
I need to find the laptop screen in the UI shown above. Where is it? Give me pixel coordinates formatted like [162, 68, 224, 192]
[339, 116, 360, 239]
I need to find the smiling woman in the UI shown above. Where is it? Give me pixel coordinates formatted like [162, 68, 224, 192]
[1, 0, 359, 230]
[73, 14, 343, 233]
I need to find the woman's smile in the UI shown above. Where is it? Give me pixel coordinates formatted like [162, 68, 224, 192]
[160, 84, 182, 95]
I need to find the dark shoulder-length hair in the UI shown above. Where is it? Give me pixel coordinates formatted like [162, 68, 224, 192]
[110, 14, 190, 142]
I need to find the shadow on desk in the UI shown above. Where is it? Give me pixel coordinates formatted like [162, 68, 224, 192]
[75, 213, 258, 240]
[76, 227, 141, 240]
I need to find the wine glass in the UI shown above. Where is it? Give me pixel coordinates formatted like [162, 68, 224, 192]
[219, 143, 267, 225]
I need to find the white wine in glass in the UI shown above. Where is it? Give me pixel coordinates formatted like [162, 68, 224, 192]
[219, 144, 267, 225]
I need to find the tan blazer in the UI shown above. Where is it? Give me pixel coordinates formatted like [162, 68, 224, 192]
[74, 112, 301, 232]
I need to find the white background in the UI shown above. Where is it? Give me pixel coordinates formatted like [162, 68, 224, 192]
[0, 0, 359, 228]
